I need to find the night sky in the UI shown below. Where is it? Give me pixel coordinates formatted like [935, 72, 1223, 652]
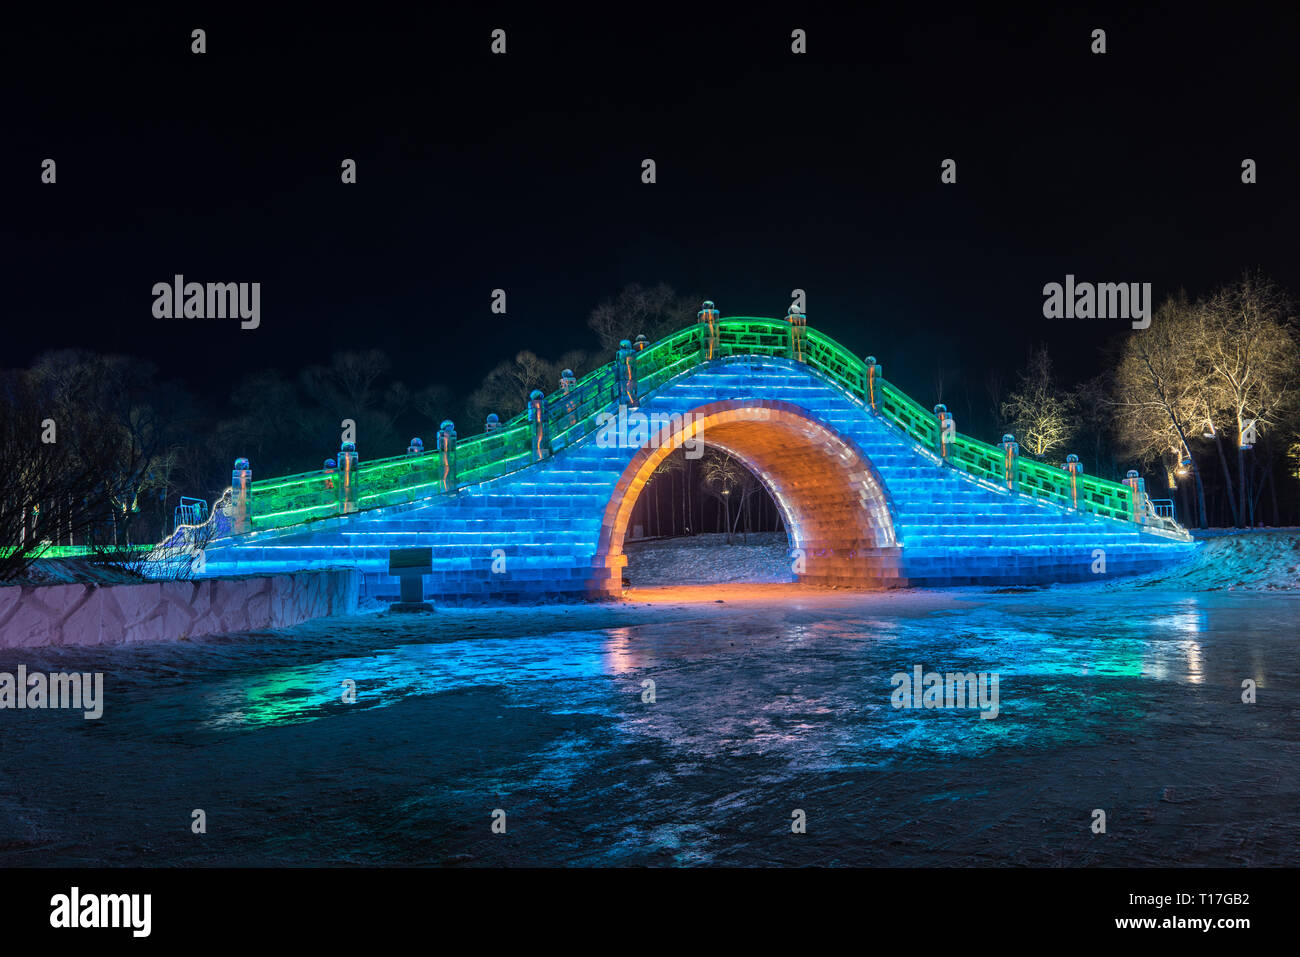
[6, 5, 1298, 422]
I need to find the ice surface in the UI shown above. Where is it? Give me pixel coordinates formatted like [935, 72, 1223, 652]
[1, 581, 1295, 866]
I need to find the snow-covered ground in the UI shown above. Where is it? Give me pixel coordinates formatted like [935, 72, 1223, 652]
[12, 558, 146, 586]
[628, 528, 1300, 592]
[624, 531, 794, 586]
[1114, 528, 1300, 592]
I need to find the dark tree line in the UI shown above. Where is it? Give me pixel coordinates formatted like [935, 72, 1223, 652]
[0, 354, 172, 579]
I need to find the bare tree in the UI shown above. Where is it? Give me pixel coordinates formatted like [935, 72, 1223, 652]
[1000, 345, 1075, 458]
[0, 361, 159, 580]
[300, 349, 409, 456]
[699, 449, 759, 543]
[216, 369, 316, 479]
[652, 450, 695, 538]
[1111, 276, 1300, 528]
[587, 283, 700, 352]
[1195, 270, 1300, 526]
[1111, 295, 1208, 527]
[411, 382, 453, 427]
[649, 454, 679, 537]
[465, 348, 596, 428]
[983, 369, 1004, 433]
[1069, 374, 1120, 480]
[466, 350, 554, 426]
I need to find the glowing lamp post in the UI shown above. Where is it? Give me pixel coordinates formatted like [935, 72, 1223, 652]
[232, 457, 252, 532]
[338, 441, 358, 514]
[437, 421, 457, 492]
[527, 390, 547, 461]
[1123, 469, 1146, 523]
[406, 436, 428, 493]
[933, 404, 952, 461]
[786, 304, 807, 362]
[697, 299, 720, 361]
[1001, 434, 1019, 492]
[1063, 454, 1082, 508]
[560, 369, 578, 430]
[864, 356, 882, 410]
[616, 339, 638, 409]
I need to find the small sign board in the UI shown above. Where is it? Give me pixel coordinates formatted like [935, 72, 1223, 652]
[389, 547, 433, 608]
[389, 547, 433, 575]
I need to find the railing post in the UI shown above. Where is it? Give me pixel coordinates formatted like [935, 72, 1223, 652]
[232, 457, 252, 532]
[633, 334, 648, 352]
[697, 299, 720, 361]
[1001, 435, 1019, 492]
[437, 421, 457, 492]
[485, 413, 500, 433]
[616, 339, 638, 409]
[527, 390, 548, 461]
[1063, 454, 1082, 508]
[338, 441, 359, 514]
[322, 458, 337, 497]
[933, 404, 952, 461]
[405, 437, 428, 498]
[559, 369, 578, 430]
[1123, 469, 1147, 523]
[786, 304, 807, 362]
[864, 356, 882, 410]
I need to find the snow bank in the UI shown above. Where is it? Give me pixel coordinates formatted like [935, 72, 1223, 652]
[1109, 528, 1300, 592]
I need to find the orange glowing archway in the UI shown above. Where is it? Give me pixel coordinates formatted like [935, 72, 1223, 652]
[592, 400, 900, 595]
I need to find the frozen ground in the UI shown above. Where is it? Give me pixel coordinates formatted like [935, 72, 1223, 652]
[1, 573, 1297, 866]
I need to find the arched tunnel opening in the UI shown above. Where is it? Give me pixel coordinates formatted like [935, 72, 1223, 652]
[592, 401, 901, 598]
[621, 446, 793, 586]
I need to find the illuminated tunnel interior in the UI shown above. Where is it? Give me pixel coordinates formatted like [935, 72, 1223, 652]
[594, 401, 899, 595]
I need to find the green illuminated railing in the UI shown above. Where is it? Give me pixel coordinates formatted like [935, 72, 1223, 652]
[0, 544, 153, 559]
[239, 315, 1163, 534]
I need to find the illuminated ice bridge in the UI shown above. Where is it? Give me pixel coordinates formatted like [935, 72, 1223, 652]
[187, 309, 1196, 600]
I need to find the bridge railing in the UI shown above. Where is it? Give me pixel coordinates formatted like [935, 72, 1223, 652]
[797, 327, 1146, 524]
[544, 363, 620, 451]
[236, 314, 1171, 536]
[251, 469, 346, 528]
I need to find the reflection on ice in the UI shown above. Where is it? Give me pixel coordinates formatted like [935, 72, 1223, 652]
[203, 633, 616, 730]
[203, 589, 1276, 772]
